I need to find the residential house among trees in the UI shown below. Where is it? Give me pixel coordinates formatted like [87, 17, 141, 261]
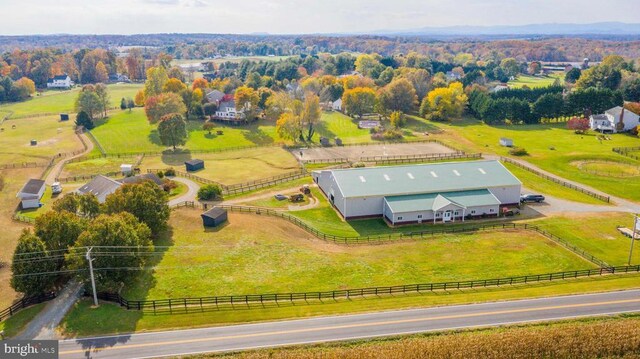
[589, 106, 640, 133]
[77, 175, 122, 203]
[312, 160, 521, 225]
[46, 74, 73, 89]
[205, 90, 225, 105]
[214, 100, 245, 121]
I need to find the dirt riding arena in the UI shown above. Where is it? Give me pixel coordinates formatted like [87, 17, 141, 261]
[292, 142, 458, 162]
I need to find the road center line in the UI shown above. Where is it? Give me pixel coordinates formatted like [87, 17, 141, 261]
[60, 298, 640, 355]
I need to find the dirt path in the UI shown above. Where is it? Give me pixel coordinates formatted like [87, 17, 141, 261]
[16, 280, 83, 340]
[44, 132, 95, 184]
[168, 177, 200, 206]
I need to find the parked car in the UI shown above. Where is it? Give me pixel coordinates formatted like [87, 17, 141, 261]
[274, 194, 288, 201]
[520, 194, 545, 203]
[51, 182, 63, 195]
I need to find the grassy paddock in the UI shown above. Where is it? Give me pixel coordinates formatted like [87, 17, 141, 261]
[59, 156, 142, 178]
[141, 147, 300, 185]
[507, 73, 563, 89]
[0, 115, 83, 164]
[0, 84, 142, 118]
[502, 162, 603, 204]
[206, 315, 640, 359]
[121, 209, 592, 301]
[438, 118, 640, 201]
[59, 274, 640, 337]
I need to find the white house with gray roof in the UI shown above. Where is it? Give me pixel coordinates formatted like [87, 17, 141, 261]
[589, 106, 640, 133]
[312, 160, 521, 225]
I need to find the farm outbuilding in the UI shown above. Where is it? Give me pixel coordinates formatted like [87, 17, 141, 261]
[201, 207, 228, 227]
[16, 179, 46, 209]
[185, 159, 204, 172]
[499, 138, 514, 147]
[120, 164, 133, 175]
[312, 160, 522, 225]
[60, 113, 69, 121]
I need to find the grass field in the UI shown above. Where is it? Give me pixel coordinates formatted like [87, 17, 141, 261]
[502, 162, 604, 204]
[59, 273, 640, 337]
[141, 147, 300, 185]
[572, 160, 640, 177]
[0, 167, 44, 308]
[0, 84, 142, 118]
[434, 118, 640, 201]
[0, 115, 84, 164]
[525, 212, 640, 266]
[120, 209, 592, 301]
[0, 303, 45, 338]
[507, 73, 564, 89]
[59, 156, 142, 178]
[91, 109, 416, 154]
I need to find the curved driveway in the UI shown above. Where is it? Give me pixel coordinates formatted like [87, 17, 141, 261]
[168, 176, 200, 206]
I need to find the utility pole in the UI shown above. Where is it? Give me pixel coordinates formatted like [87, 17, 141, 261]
[86, 247, 99, 307]
[629, 214, 639, 266]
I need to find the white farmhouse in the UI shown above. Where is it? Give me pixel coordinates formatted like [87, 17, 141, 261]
[332, 98, 342, 111]
[46, 74, 73, 89]
[313, 160, 522, 225]
[589, 106, 640, 133]
[214, 101, 245, 121]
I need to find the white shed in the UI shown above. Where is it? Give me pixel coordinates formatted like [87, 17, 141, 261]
[121, 164, 134, 175]
[17, 179, 46, 209]
[499, 138, 514, 147]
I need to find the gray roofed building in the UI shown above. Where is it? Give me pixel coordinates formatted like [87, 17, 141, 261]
[312, 160, 521, 224]
[205, 90, 225, 104]
[18, 179, 46, 197]
[77, 175, 122, 203]
[118, 173, 164, 186]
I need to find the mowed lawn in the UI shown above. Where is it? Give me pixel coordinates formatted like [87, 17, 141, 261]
[59, 155, 142, 178]
[0, 115, 83, 164]
[525, 212, 640, 266]
[0, 84, 142, 118]
[122, 210, 593, 300]
[439, 118, 640, 201]
[91, 109, 382, 154]
[141, 147, 300, 184]
[508, 73, 564, 89]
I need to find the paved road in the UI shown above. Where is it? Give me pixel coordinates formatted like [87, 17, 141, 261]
[167, 176, 199, 207]
[58, 289, 640, 359]
[17, 280, 83, 340]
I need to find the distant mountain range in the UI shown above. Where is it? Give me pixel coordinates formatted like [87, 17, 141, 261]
[369, 22, 640, 37]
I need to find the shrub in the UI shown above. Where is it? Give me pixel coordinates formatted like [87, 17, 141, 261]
[372, 128, 403, 141]
[509, 147, 529, 156]
[197, 184, 222, 201]
[156, 171, 164, 179]
[162, 179, 178, 192]
[352, 162, 365, 168]
[164, 168, 176, 177]
[75, 111, 94, 130]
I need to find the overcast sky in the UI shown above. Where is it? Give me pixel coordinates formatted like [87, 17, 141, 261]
[1, 0, 639, 35]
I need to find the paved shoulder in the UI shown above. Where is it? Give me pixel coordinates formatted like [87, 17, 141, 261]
[58, 289, 640, 359]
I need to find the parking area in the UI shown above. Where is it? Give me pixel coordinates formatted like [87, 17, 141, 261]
[292, 142, 457, 162]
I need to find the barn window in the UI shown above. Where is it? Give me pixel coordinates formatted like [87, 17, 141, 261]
[471, 210, 476, 214]
[490, 209, 494, 213]
[417, 215, 423, 219]
[397, 216, 403, 220]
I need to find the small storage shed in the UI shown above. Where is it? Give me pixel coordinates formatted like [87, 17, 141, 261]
[16, 179, 46, 209]
[185, 159, 205, 172]
[201, 207, 228, 227]
[30, 140, 37, 146]
[320, 137, 330, 147]
[60, 113, 69, 121]
[120, 164, 133, 175]
[335, 137, 343, 146]
[499, 138, 514, 147]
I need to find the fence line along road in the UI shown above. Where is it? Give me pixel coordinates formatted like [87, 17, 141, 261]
[367, 153, 481, 165]
[0, 292, 56, 322]
[93, 265, 640, 315]
[173, 202, 609, 268]
[500, 157, 610, 203]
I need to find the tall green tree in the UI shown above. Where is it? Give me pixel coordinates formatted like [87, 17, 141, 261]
[144, 92, 187, 123]
[157, 113, 188, 150]
[11, 230, 57, 295]
[377, 78, 418, 114]
[75, 86, 103, 121]
[66, 213, 153, 292]
[102, 181, 170, 234]
[144, 66, 169, 98]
